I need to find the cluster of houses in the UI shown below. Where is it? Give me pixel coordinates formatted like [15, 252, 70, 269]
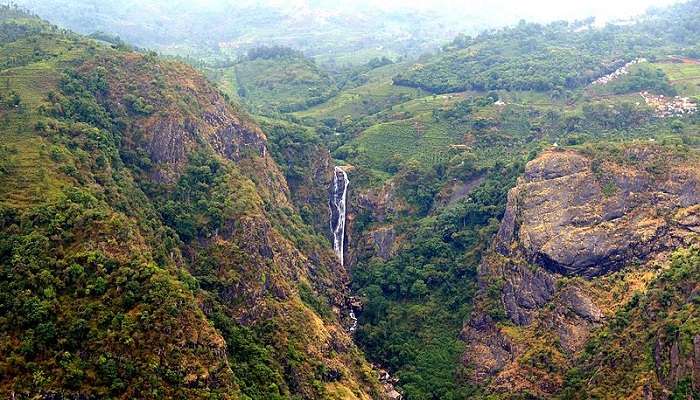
[639, 91, 698, 117]
[592, 58, 648, 86]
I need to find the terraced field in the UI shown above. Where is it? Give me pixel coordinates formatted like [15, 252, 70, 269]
[0, 62, 61, 107]
[0, 31, 89, 208]
[0, 113, 65, 208]
[656, 61, 700, 97]
[297, 63, 428, 120]
[232, 56, 337, 113]
[348, 113, 469, 169]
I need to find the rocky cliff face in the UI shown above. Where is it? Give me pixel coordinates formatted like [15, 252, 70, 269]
[345, 178, 408, 267]
[88, 52, 387, 399]
[257, 118, 336, 238]
[495, 147, 699, 277]
[462, 145, 700, 397]
[80, 52, 291, 205]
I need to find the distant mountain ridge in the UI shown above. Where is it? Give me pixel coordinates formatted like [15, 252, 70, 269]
[8, 0, 488, 64]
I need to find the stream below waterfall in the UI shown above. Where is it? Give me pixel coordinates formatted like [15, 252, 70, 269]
[328, 166, 402, 399]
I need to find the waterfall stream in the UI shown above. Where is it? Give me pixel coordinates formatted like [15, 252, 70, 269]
[348, 309, 358, 333]
[330, 166, 349, 266]
[328, 168, 398, 397]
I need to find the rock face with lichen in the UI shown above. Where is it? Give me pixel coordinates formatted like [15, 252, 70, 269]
[495, 148, 699, 278]
[462, 145, 700, 397]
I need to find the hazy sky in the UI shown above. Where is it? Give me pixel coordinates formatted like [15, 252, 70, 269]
[437, 0, 684, 22]
[15, 0, 687, 24]
[254, 0, 684, 22]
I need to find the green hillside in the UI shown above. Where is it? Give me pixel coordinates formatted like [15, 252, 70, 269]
[657, 60, 700, 98]
[1, 1, 699, 400]
[560, 247, 700, 399]
[393, 2, 700, 94]
[213, 47, 337, 115]
[0, 6, 383, 399]
[296, 62, 427, 120]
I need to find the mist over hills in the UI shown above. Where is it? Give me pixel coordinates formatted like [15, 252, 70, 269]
[8, 0, 483, 64]
[9, 0, 683, 65]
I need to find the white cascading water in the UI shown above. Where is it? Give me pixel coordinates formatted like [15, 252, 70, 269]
[329, 166, 349, 266]
[330, 167, 358, 335]
[349, 310, 358, 333]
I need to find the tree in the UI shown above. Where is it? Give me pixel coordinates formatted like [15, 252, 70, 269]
[670, 120, 684, 133]
[410, 279, 429, 298]
[9, 91, 20, 107]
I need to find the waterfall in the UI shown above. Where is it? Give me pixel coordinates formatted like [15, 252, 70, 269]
[349, 309, 358, 333]
[329, 166, 349, 266]
[330, 167, 356, 335]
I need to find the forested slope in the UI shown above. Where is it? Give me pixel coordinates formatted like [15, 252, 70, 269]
[393, 1, 700, 94]
[1, 1, 700, 399]
[289, 3, 700, 399]
[0, 7, 386, 399]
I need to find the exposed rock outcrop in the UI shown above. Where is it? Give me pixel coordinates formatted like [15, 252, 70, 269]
[495, 147, 699, 277]
[433, 174, 487, 209]
[461, 313, 514, 380]
[462, 145, 700, 397]
[500, 257, 557, 326]
[80, 53, 292, 206]
[369, 226, 398, 260]
[346, 180, 406, 267]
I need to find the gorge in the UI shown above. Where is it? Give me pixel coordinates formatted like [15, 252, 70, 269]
[1, 1, 700, 399]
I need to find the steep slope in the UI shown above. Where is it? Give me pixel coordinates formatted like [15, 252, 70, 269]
[0, 8, 385, 399]
[256, 116, 335, 236]
[462, 145, 700, 398]
[559, 247, 700, 399]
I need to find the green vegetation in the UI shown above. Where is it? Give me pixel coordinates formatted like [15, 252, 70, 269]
[604, 63, 677, 96]
[345, 115, 466, 170]
[223, 47, 337, 114]
[0, 7, 381, 399]
[352, 165, 521, 399]
[300, 6, 700, 397]
[256, 116, 332, 232]
[12, 0, 492, 66]
[2, 1, 700, 399]
[394, 3, 700, 94]
[559, 247, 700, 399]
[296, 62, 428, 120]
[0, 40, 243, 394]
[657, 61, 700, 97]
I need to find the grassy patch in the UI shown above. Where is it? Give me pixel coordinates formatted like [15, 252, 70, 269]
[656, 62, 700, 97]
[296, 63, 428, 120]
[0, 114, 66, 207]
